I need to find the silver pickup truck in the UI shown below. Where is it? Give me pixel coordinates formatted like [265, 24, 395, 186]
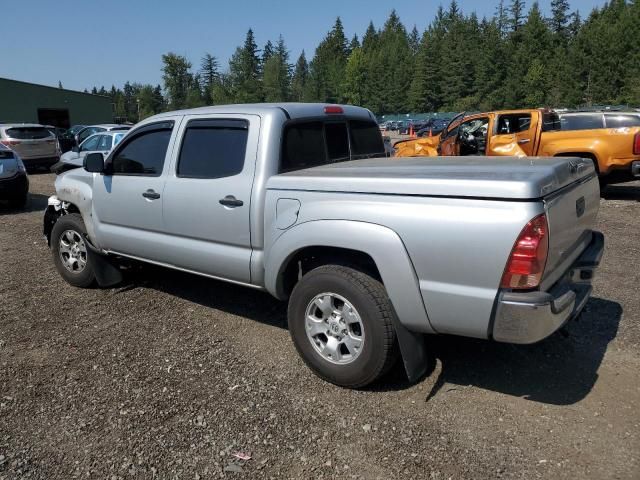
[43, 103, 604, 388]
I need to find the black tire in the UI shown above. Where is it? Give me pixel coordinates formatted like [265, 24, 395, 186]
[51, 213, 96, 288]
[288, 265, 398, 388]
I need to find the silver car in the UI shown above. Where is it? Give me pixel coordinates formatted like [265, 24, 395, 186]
[74, 124, 131, 146]
[57, 131, 126, 171]
[0, 124, 60, 170]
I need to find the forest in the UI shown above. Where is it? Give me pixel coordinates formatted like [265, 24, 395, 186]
[85, 0, 640, 120]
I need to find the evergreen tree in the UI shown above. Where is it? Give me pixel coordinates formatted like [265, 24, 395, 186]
[508, 0, 526, 32]
[291, 51, 309, 102]
[408, 25, 420, 56]
[307, 17, 348, 102]
[228, 29, 263, 102]
[343, 47, 367, 105]
[549, 0, 571, 39]
[161, 53, 192, 109]
[200, 53, 220, 103]
[263, 36, 291, 102]
[348, 34, 360, 53]
[262, 40, 274, 66]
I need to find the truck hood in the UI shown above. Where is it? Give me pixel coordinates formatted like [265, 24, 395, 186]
[269, 156, 595, 200]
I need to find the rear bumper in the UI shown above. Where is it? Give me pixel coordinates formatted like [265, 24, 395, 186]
[492, 231, 604, 344]
[0, 172, 29, 199]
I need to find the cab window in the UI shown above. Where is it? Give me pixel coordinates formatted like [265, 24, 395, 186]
[79, 135, 100, 152]
[559, 114, 604, 131]
[496, 114, 532, 134]
[110, 122, 173, 176]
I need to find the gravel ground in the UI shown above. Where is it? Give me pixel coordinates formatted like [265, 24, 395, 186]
[0, 173, 639, 480]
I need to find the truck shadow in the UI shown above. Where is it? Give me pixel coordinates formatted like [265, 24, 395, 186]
[602, 184, 640, 201]
[0, 193, 49, 215]
[408, 297, 622, 405]
[125, 266, 621, 406]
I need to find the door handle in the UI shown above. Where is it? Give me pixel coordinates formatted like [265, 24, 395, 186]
[517, 138, 531, 144]
[142, 189, 161, 200]
[219, 195, 244, 207]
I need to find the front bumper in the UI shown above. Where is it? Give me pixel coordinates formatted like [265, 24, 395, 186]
[492, 231, 604, 344]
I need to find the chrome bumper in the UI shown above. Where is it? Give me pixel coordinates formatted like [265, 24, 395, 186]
[492, 231, 604, 344]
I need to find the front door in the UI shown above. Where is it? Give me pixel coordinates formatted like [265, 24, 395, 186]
[160, 114, 260, 284]
[92, 118, 180, 260]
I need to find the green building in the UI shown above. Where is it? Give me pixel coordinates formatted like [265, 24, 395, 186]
[0, 77, 112, 128]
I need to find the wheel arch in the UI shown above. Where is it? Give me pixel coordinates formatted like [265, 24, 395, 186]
[265, 220, 434, 335]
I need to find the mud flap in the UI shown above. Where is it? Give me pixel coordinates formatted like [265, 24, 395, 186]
[83, 235, 123, 287]
[393, 317, 429, 383]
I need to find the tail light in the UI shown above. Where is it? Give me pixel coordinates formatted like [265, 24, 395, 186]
[633, 132, 640, 155]
[0, 140, 21, 147]
[501, 213, 549, 290]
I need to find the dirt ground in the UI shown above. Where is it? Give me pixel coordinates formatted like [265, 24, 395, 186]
[1, 173, 639, 480]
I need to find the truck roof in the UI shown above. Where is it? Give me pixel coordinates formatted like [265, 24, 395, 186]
[146, 103, 376, 122]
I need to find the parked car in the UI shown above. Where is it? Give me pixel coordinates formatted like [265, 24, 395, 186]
[74, 124, 131, 146]
[44, 125, 76, 153]
[417, 118, 450, 137]
[51, 131, 127, 174]
[0, 143, 29, 208]
[0, 124, 60, 170]
[44, 103, 604, 388]
[395, 109, 640, 185]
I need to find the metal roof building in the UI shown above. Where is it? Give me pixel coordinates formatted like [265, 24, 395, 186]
[0, 77, 112, 128]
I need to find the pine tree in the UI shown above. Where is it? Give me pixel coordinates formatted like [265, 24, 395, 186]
[228, 29, 263, 103]
[508, 0, 526, 32]
[262, 40, 274, 66]
[307, 17, 348, 102]
[348, 34, 360, 54]
[291, 51, 309, 102]
[263, 36, 291, 102]
[549, 0, 571, 39]
[343, 47, 367, 105]
[200, 53, 220, 103]
[408, 25, 420, 56]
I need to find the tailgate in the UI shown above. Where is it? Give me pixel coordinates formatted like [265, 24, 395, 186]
[541, 172, 600, 289]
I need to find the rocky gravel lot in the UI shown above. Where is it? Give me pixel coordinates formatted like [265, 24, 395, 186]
[1, 173, 639, 479]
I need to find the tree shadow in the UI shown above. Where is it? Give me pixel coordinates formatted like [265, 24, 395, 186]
[602, 183, 640, 201]
[117, 265, 620, 405]
[0, 193, 49, 215]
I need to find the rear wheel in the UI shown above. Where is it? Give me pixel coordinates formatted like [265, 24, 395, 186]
[288, 265, 398, 388]
[51, 213, 96, 288]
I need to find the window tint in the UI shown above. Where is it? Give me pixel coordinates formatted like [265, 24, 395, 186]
[97, 135, 112, 151]
[604, 115, 640, 128]
[350, 121, 385, 159]
[5, 127, 51, 139]
[542, 112, 561, 131]
[559, 114, 604, 131]
[496, 114, 532, 134]
[80, 135, 100, 151]
[325, 123, 349, 161]
[111, 128, 171, 176]
[281, 122, 326, 172]
[177, 120, 248, 179]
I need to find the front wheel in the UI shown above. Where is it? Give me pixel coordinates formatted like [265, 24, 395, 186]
[288, 265, 398, 388]
[51, 213, 96, 288]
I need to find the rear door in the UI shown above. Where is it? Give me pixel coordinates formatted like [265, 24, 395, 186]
[490, 112, 538, 156]
[92, 118, 181, 259]
[160, 114, 259, 283]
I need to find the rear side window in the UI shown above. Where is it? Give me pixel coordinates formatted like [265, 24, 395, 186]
[350, 121, 385, 159]
[496, 114, 531, 134]
[604, 115, 640, 128]
[111, 122, 173, 176]
[541, 112, 561, 132]
[281, 122, 327, 172]
[560, 114, 604, 131]
[5, 127, 51, 139]
[177, 119, 248, 179]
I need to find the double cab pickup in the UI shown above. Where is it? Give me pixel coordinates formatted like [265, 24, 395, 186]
[44, 103, 604, 388]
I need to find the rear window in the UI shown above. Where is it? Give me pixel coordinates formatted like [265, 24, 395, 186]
[281, 120, 384, 173]
[541, 112, 561, 132]
[5, 127, 51, 140]
[496, 114, 531, 134]
[604, 115, 640, 128]
[560, 114, 604, 131]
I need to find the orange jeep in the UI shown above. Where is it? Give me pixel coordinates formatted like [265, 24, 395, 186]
[394, 109, 640, 184]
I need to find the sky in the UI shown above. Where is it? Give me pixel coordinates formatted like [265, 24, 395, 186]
[2, 0, 607, 93]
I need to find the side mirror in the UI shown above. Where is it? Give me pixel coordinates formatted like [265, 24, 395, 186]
[84, 152, 105, 173]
